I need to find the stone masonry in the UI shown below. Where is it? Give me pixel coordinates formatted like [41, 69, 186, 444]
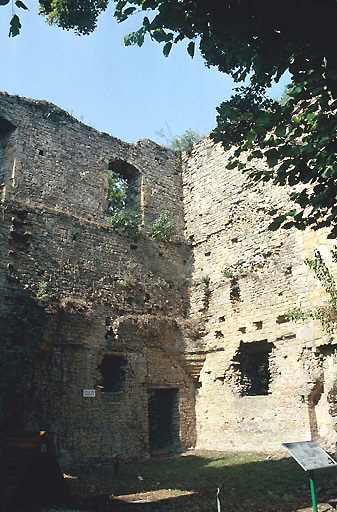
[1, 92, 337, 464]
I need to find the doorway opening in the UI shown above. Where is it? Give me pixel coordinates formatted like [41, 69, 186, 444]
[148, 388, 180, 452]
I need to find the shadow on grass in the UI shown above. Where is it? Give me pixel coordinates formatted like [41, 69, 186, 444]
[68, 453, 337, 511]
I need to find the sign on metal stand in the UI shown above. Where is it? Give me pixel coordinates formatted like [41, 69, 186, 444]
[283, 441, 337, 512]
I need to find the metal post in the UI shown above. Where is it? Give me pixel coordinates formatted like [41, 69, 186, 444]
[309, 470, 318, 512]
[216, 487, 221, 512]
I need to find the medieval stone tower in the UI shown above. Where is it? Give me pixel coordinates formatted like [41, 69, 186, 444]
[1, 92, 337, 464]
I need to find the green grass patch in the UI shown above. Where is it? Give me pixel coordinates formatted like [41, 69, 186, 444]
[65, 451, 337, 511]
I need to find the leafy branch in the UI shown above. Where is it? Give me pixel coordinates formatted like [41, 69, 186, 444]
[286, 249, 337, 342]
[150, 211, 176, 241]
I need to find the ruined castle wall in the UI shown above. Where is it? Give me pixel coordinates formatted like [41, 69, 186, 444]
[182, 138, 337, 452]
[0, 93, 185, 233]
[2, 92, 337, 462]
[0, 93, 195, 464]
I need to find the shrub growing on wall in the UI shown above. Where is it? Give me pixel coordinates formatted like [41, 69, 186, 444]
[287, 248, 337, 342]
[150, 211, 176, 241]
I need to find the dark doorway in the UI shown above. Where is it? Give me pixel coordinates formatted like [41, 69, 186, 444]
[148, 388, 180, 452]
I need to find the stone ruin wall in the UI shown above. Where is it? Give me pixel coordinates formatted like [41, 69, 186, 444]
[1, 92, 337, 463]
[182, 138, 337, 453]
[0, 93, 196, 464]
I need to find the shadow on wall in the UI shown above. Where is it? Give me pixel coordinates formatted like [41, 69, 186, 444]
[0, 278, 51, 440]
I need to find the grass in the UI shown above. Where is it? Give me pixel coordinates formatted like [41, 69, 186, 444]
[63, 451, 337, 511]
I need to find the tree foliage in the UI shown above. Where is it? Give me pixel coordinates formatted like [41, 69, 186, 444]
[170, 129, 200, 152]
[107, 170, 127, 213]
[156, 126, 200, 152]
[7, 0, 337, 236]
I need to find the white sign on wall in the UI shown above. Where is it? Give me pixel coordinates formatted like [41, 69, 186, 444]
[83, 389, 96, 398]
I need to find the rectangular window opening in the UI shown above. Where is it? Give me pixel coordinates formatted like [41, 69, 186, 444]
[98, 354, 126, 393]
[234, 341, 274, 396]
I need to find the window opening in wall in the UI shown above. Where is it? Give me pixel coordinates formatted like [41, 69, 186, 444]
[107, 170, 128, 213]
[98, 355, 126, 392]
[148, 388, 180, 452]
[107, 159, 142, 234]
[230, 278, 241, 303]
[234, 341, 273, 396]
[0, 116, 16, 138]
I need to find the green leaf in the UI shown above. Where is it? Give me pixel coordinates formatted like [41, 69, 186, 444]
[152, 28, 170, 43]
[265, 148, 279, 168]
[187, 41, 195, 58]
[124, 7, 136, 15]
[0, 0, 10, 5]
[226, 160, 237, 170]
[163, 41, 172, 57]
[15, 0, 28, 9]
[275, 124, 286, 137]
[247, 130, 257, 144]
[9, 14, 21, 37]
[143, 16, 150, 30]
[268, 214, 286, 231]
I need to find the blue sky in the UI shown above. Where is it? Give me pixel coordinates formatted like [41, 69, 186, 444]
[1, 2, 289, 144]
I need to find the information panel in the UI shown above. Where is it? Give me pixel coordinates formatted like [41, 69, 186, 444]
[83, 389, 96, 398]
[283, 441, 337, 471]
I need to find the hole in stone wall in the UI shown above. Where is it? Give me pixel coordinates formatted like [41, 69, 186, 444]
[148, 388, 180, 451]
[219, 316, 226, 322]
[253, 321, 263, 330]
[215, 330, 223, 338]
[238, 327, 246, 333]
[276, 315, 288, 324]
[0, 116, 16, 138]
[205, 251, 211, 257]
[230, 278, 241, 304]
[130, 244, 137, 250]
[38, 149, 44, 156]
[98, 354, 126, 392]
[233, 341, 274, 396]
[104, 327, 115, 341]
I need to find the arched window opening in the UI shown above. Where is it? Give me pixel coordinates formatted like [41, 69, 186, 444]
[107, 160, 142, 234]
[108, 160, 142, 211]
